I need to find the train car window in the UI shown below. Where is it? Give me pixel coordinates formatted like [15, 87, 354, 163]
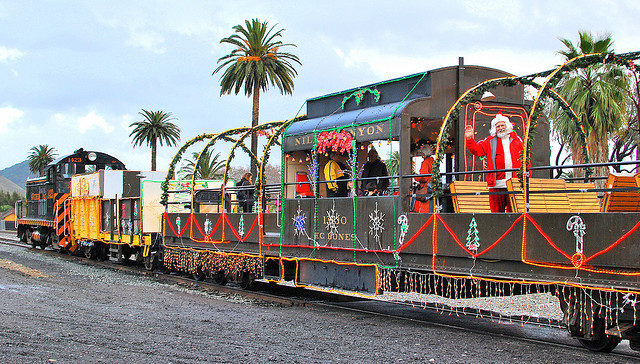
[86, 165, 96, 173]
[60, 163, 76, 178]
[38, 186, 46, 216]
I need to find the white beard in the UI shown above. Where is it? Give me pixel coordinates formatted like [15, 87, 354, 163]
[497, 129, 511, 138]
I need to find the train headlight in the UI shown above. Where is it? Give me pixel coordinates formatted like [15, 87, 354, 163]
[88, 152, 97, 161]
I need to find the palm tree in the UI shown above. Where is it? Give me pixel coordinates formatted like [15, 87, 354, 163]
[551, 31, 630, 180]
[129, 109, 181, 171]
[213, 18, 301, 178]
[385, 150, 400, 188]
[27, 145, 57, 176]
[182, 150, 226, 180]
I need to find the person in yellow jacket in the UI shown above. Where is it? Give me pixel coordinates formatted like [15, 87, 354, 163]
[324, 151, 349, 197]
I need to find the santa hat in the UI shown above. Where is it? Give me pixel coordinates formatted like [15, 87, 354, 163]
[489, 113, 513, 136]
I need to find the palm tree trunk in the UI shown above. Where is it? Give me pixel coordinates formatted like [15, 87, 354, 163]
[589, 134, 609, 189]
[571, 141, 585, 178]
[251, 79, 260, 179]
[151, 138, 157, 171]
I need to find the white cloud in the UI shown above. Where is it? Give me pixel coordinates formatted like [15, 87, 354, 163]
[0, 46, 24, 62]
[121, 113, 134, 130]
[126, 31, 166, 54]
[0, 106, 24, 133]
[52, 111, 115, 134]
[77, 112, 114, 134]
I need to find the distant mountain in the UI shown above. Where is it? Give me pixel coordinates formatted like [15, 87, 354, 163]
[0, 160, 35, 191]
[0, 176, 25, 195]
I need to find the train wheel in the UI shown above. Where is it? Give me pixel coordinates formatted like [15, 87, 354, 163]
[193, 269, 206, 281]
[82, 245, 96, 259]
[95, 243, 107, 261]
[28, 231, 36, 248]
[83, 246, 91, 258]
[239, 272, 254, 290]
[40, 233, 51, 250]
[122, 249, 132, 261]
[143, 254, 156, 271]
[577, 315, 621, 353]
[213, 271, 228, 286]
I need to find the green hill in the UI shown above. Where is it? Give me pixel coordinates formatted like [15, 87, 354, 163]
[0, 160, 34, 194]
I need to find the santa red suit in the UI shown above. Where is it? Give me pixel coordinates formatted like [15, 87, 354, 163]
[465, 115, 525, 212]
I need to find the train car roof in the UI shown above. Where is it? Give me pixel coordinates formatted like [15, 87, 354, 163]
[283, 62, 516, 150]
[47, 148, 126, 169]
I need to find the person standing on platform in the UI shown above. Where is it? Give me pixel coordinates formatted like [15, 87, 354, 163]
[237, 172, 254, 212]
[324, 151, 349, 197]
[413, 144, 435, 213]
[465, 114, 525, 213]
[360, 147, 389, 195]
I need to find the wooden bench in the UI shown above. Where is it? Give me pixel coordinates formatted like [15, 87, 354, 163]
[566, 182, 600, 213]
[601, 173, 640, 212]
[449, 180, 491, 213]
[507, 178, 572, 213]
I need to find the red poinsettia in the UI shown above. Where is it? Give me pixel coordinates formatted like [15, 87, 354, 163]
[316, 130, 353, 155]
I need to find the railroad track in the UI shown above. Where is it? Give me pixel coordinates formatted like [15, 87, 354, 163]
[1, 234, 638, 360]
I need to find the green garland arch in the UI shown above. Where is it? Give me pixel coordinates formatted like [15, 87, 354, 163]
[432, 51, 640, 198]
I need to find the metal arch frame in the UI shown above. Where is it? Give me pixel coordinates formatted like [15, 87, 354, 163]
[433, 71, 587, 199]
[161, 120, 293, 209]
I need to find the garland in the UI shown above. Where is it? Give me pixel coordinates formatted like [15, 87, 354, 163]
[316, 129, 354, 155]
[341, 87, 381, 109]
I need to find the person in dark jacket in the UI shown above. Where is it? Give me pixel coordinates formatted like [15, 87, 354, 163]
[237, 172, 254, 212]
[360, 147, 389, 194]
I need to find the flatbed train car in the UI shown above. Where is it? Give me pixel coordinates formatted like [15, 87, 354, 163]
[158, 53, 640, 352]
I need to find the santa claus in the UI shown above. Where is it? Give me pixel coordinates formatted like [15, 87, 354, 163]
[464, 114, 525, 212]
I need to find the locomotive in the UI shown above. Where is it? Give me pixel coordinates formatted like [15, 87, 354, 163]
[16, 148, 125, 250]
[18, 52, 640, 353]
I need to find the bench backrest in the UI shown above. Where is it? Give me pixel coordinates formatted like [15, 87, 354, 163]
[449, 180, 491, 213]
[601, 174, 640, 212]
[566, 182, 600, 213]
[507, 178, 572, 213]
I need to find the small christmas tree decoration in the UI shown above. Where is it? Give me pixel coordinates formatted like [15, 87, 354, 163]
[466, 217, 480, 251]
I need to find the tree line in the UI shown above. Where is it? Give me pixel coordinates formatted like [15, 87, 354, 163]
[0, 190, 24, 212]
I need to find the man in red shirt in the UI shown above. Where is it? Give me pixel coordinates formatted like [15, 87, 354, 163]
[464, 114, 525, 212]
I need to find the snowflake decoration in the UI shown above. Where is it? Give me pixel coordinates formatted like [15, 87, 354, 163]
[204, 218, 212, 235]
[238, 214, 245, 238]
[325, 201, 341, 235]
[369, 201, 385, 246]
[292, 206, 306, 236]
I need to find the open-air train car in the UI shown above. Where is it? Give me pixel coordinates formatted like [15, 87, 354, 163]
[162, 55, 640, 352]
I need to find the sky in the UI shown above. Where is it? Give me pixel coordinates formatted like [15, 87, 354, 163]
[0, 0, 638, 172]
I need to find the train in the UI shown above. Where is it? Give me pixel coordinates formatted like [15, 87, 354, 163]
[16, 52, 640, 353]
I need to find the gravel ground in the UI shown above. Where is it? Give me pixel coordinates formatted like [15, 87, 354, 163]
[380, 291, 564, 322]
[0, 242, 636, 363]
